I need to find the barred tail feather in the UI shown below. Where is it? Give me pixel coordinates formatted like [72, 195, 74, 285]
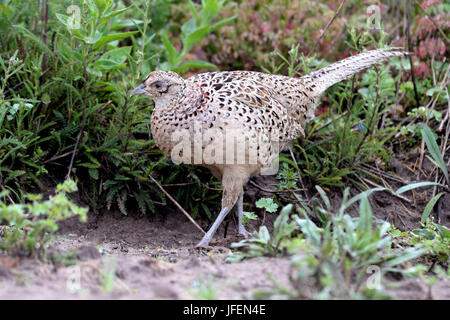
[302, 48, 411, 96]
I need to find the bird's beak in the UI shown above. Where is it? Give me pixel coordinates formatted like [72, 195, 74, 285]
[130, 84, 147, 96]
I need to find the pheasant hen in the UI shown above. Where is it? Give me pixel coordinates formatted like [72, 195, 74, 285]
[131, 48, 410, 247]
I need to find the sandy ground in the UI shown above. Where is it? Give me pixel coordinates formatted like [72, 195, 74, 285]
[0, 207, 448, 300]
[0, 211, 294, 299]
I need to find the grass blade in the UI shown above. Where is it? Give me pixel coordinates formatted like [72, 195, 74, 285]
[396, 182, 443, 195]
[421, 192, 444, 224]
[420, 123, 449, 184]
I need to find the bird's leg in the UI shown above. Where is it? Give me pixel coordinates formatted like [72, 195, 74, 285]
[237, 194, 251, 238]
[196, 206, 232, 248]
[196, 166, 249, 248]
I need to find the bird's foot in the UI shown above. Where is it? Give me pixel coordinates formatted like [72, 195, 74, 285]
[194, 244, 231, 254]
[238, 226, 252, 239]
[194, 244, 215, 251]
[195, 235, 212, 248]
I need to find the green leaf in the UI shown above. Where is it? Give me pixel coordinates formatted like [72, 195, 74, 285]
[420, 123, 449, 184]
[201, 203, 213, 221]
[426, 86, 442, 97]
[396, 182, 443, 195]
[200, 0, 220, 26]
[258, 226, 271, 243]
[102, 7, 129, 20]
[188, 0, 200, 25]
[99, 46, 131, 63]
[87, 66, 103, 77]
[433, 223, 450, 239]
[88, 168, 99, 180]
[412, 228, 436, 240]
[359, 195, 373, 233]
[161, 32, 180, 67]
[110, 19, 144, 31]
[93, 46, 131, 70]
[421, 192, 444, 224]
[84, 30, 103, 45]
[384, 247, 428, 267]
[179, 60, 218, 74]
[182, 25, 210, 55]
[94, 31, 137, 49]
[211, 15, 237, 31]
[294, 215, 322, 247]
[242, 211, 258, 224]
[77, 162, 100, 169]
[315, 185, 330, 211]
[346, 187, 386, 208]
[256, 198, 278, 213]
[181, 18, 197, 38]
[55, 13, 69, 27]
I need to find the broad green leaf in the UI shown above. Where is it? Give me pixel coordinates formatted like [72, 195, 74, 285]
[84, 30, 103, 45]
[86, 0, 99, 17]
[88, 168, 99, 180]
[58, 42, 80, 63]
[94, 46, 131, 70]
[242, 211, 258, 224]
[55, 13, 69, 27]
[258, 226, 271, 243]
[426, 86, 442, 97]
[255, 198, 278, 213]
[94, 31, 137, 49]
[182, 25, 210, 55]
[93, 60, 126, 70]
[273, 204, 293, 238]
[181, 18, 197, 38]
[87, 66, 103, 77]
[200, 0, 220, 26]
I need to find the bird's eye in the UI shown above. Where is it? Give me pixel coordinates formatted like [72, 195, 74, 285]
[152, 81, 168, 93]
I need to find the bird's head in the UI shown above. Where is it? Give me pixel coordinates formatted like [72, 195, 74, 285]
[131, 70, 185, 103]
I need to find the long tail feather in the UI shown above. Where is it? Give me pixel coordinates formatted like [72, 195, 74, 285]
[302, 48, 411, 96]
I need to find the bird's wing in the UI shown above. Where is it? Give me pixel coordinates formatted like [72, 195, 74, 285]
[185, 73, 305, 169]
[188, 71, 304, 142]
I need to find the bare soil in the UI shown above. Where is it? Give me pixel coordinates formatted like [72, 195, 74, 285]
[0, 210, 293, 299]
[0, 155, 449, 300]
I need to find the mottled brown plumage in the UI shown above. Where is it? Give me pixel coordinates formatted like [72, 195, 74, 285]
[131, 48, 410, 247]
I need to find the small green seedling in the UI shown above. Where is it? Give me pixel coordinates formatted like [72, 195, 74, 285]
[255, 197, 278, 213]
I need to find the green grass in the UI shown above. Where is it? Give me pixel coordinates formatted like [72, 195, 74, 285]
[0, 0, 230, 217]
[228, 187, 433, 299]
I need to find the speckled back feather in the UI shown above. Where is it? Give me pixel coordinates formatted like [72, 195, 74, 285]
[140, 48, 410, 176]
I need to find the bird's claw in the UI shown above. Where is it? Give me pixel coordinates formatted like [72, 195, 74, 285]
[238, 227, 252, 239]
[195, 236, 212, 248]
